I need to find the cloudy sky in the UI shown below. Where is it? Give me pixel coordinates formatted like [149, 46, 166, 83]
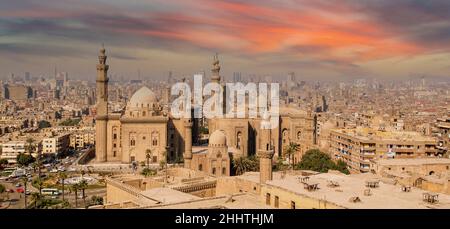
[0, 0, 450, 81]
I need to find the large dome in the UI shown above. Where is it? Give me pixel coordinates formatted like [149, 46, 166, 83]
[128, 86, 158, 109]
[209, 130, 227, 146]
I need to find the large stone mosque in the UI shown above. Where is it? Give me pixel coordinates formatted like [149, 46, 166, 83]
[94, 47, 318, 177]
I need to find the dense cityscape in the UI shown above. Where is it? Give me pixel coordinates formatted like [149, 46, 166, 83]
[1, 0, 450, 215]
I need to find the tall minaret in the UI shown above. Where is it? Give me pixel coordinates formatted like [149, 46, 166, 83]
[211, 53, 221, 84]
[183, 117, 193, 169]
[95, 46, 109, 162]
[258, 114, 275, 184]
[210, 54, 227, 114]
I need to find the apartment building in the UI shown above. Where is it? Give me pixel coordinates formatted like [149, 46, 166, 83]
[42, 133, 70, 154]
[69, 130, 95, 149]
[0, 141, 26, 163]
[330, 127, 439, 173]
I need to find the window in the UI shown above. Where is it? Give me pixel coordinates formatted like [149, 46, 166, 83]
[237, 132, 242, 149]
[266, 193, 271, 205]
[152, 156, 157, 163]
[152, 132, 159, 146]
[291, 201, 296, 209]
[143, 136, 146, 140]
[113, 134, 117, 139]
[198, 164, 203, 171]
[130, 139, 135, 146]
[275, 196, 279, 208]
[142, 111, 146, 116]
[113, 143, 116, 148]
[212, 168, 216, 175]
[222, 167, 226, 175]
[113, 151, 116, 157]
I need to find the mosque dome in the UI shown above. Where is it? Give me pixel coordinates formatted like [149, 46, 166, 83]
[209, 130, 227, 146]
[128, 86, 158, 110]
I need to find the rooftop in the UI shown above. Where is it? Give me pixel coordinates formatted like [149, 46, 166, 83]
[376, 158, 450, 166]
[243, 171, 450, 209]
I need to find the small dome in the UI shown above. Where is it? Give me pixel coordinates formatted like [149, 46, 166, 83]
[128, 86, 158, 109]
[209, 130, 227, 146]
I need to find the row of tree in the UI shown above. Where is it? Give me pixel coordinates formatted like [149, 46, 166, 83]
[231, 148, 350, 175]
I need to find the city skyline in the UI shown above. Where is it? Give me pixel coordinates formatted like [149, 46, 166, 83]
[1, 0, 450, 80]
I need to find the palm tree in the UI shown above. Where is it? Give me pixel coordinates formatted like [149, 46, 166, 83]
[71, 183, 79, 208]
[33, 177, 43, 195]
[30, 192, 42, 208]
[25, 138, 35, 156]
[145, 149, 152, 169]
[21, 177, 28, 208]
[0, 183, 6, 202]
[233, 157, 255, 175]
[78, 180, 88, 208]
[284, 142, 300, 169]
[58, 172, 68, 201]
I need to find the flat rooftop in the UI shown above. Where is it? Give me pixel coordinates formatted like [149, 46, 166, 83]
[376, 158, 450, 166]
[140, 187, 201, 204]
[242, 171, 450, 209]
[332, 127, 436, 142]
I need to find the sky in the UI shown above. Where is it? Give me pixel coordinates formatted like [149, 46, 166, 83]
[0, 0, 450, 81]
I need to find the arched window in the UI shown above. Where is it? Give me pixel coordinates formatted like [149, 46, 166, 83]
[297, 131, 301, 140]
[152, 131, 159, 146]
[282, 129, 289, 144]
[236, 132, 242, 149]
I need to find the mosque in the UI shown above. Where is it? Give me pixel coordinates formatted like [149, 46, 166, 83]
[94, 47, 318, 177]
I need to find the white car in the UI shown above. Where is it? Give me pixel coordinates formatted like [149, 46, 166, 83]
[50, 169, 58, 173]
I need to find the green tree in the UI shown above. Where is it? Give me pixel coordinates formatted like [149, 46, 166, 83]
[232, 155, 259, 175]
[30, 192, 42, 208]
[91, 195, 103, 206]
[284, 142, 300, 169]
[59, 118, 81, 126]
[32, 177, 43, 195]
[38, 120, 51, 129]
[141, 168, 156, 177]
[0, 158, 8, 170]
[21, 177, 28, 208]
[273, 158, 288, 172]
[71, 183, 79, 208]
[78, 180, 88, 208]
[17, 153, 35, 166]
[295, 149, 336, 173]
[335, 160, 350, 175]
[58, 172, 68, 201]
[0, 184, 5, 194]
[25, 138, 35, 155]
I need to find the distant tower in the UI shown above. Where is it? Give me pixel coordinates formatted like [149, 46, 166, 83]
[95, 46, 109, 162]
[211, 53, 221, 84]
[211, 54, 227, 114]
[183, 118, 193, 169]
[257, 117, 274, 184]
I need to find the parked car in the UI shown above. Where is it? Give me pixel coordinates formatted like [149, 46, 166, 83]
[16, 187, 24, 193]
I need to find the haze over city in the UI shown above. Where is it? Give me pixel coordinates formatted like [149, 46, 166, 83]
[1, 0, 450, 80]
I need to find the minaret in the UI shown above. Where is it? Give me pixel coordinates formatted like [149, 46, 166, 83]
[183, 118, 193, 169]
[258, 115, 275, 184]
[95, 46, 109, 162]
[211, 53, 221, 84]
[210, 54, 227, 114]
